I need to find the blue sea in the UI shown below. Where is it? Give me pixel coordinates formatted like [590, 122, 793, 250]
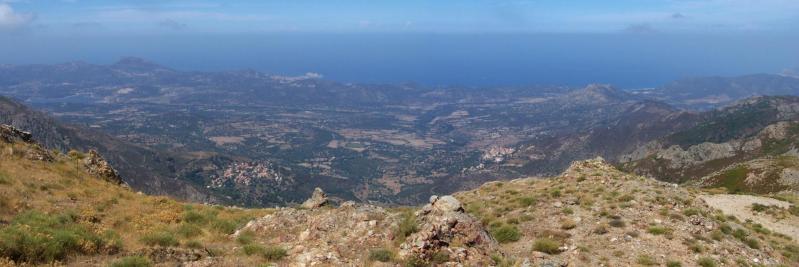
[2, 33, 798, 89]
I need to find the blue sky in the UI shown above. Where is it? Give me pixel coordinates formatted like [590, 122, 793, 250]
[1, 0, 798, 34]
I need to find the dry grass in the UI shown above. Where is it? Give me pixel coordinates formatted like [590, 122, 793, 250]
[0, 142, 273, 265]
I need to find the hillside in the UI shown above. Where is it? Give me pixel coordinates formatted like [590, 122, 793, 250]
[0, 125, 269, 266]
[621, 96, 799, 194]
[2, 125, 798, 266]
[0, 96, 217, 204]
[455, 159, 799, 266]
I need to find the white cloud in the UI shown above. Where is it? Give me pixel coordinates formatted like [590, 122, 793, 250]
[0, 3, 34, 32]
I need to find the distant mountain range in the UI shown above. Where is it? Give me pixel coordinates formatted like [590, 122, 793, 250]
[1, 58, 799, 205]
[632, 73, 799, 110]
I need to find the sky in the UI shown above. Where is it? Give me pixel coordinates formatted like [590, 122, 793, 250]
[2, 0, 799, 34]
[0, 0, 798, 87]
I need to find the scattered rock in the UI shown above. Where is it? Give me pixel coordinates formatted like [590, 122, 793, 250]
[133, 247, 206, 264]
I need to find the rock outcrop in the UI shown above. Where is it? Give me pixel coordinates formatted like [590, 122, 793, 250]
[301, 187, 328, 209]
[0, 124, 53, 161]
[0, 124, 33, 144]
[399, 195, 497, 265]
[83, 149, 126, 185]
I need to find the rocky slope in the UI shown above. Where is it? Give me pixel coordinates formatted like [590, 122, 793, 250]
[2, 127, 798, 266]
[621, 96, 799, 194]
[454, 158, 799, 266]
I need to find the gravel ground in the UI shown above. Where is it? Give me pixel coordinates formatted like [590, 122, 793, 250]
[701, 194, 799, 240]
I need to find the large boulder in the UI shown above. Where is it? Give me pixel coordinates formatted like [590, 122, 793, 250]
[301, 187, 328, 209]
[399, 195, 497, 265]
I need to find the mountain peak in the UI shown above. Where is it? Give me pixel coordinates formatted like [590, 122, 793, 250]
[564, 84, 631, 104]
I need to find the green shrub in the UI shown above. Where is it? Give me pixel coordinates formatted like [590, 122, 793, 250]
[176, 224, 203, 238]
[593, 225, 609, 235]
[236, 230, 255, 245]
[211, 219, 238, 234]
[710, 230, 724, 241]
[744, 238, 760, 249]
[110, 256, 152, 267]
[789, 206, 799, 216]
[666, 260, 682, 267]
[719, 224, 732, 234]
[683, 208, 700, 216]
[518, 197, 537, 206]
[732, 228, 748, 240]
[697, 257, 717, 267]
[368, 248, 394, 262]
[636, 254, 657, 266]
[395, 211, 418, 242]
[647, 226, 671, 235]
[140, 231, 179, 247]
[609, 219, 625, 228]
[263, 246, 287, 261]
[183, 210, 208, 224]
[532, 238, 561, 254]
[243, 244, 265, 256]
[751, 224, 771, 235]
[751, 203, 769, 212]
[491, 225, 521, 243]
[0, 172, 11, 185]
[0, 211, 111, 263]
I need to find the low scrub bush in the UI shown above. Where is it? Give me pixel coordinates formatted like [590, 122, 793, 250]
[262, 246, 287, 261]
[368, 248, 394, 262]
[140, 231, 179, 247]
[243, 244, 265, 256]
[647, 226, 671, 235]
[666, 260, 682, 267]
[491, 225, 521, 243]
[532, 238, 561, 254]
[697, 257, 717, 267]
[0, 211, 113, 263]
[236, 230, 255, 245]
[176, 224, 203, 238]
[394, 211, 418, 242]
[636, 254, 657, 266]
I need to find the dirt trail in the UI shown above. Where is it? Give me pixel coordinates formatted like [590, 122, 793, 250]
[700, 194, 799, 240]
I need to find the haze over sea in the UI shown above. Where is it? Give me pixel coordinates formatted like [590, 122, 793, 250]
[1, 0, 798, 88]
[2, 33, 797, 88]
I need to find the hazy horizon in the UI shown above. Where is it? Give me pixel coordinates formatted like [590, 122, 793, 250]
[1, 1, 798, 88]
